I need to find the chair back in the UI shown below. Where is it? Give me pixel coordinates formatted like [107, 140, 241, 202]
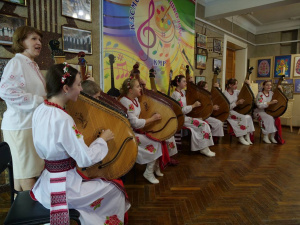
[0, 142, 14, 204]
[0, 142, 11, 174]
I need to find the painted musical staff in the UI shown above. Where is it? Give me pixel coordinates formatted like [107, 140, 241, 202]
[137, 0, 156, 61]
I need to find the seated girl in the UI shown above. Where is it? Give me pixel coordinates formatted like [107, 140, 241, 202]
[170, 75, 215, 157]
[254, 80, 282, 144]
[197, 81, 224, 141]
[31, 63, 130, 225]
[223, 78, 255, 145]
[119, 75, 175, 184]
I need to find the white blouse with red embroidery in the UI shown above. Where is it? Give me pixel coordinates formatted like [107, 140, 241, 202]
[0, 53, 46, 130]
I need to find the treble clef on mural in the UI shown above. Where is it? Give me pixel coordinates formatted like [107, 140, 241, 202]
[137, 0, 157, 61]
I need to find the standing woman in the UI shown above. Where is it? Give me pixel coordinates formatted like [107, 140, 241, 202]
[0, 26, 45, 191]
[254, 80, 279, 143]
[197, 81, 224, 140]
[223, 79, 255, 145]
[31, 63, 130, 225]
[119, 77, 164, 184]
[171, 75, 215, 157]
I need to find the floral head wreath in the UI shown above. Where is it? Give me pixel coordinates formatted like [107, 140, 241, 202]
[61, 62, 71, 84]
[127, 75, 134, 89]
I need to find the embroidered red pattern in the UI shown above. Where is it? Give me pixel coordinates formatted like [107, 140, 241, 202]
[51, 191, 67, 207]
[50, 209, 69, 225]
[90, 197, 104, 210]
[104, 215, 123, 225]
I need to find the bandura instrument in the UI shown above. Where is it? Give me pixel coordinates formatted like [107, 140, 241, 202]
[107, 54, 121, 97]
[265, 76, 288, 118]
[210, 67, 230, 122]
[185, 65, 213, 120]
[78, 52, 88, 81]
[136, 74, 178, 141]
[149, 69, 184, 132]
[234, 67, 255, 114]
[67, 92, 138, 180]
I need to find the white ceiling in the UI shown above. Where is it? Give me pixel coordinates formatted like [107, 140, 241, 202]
[197, 0, 300, 35]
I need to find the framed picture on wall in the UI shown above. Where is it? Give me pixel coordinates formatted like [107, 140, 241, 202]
[255, 80, 265, 92]
[196, 54, 206, 69]
[257, 58, 271, 78]
[281, 83, 294, 99]
[213, 58, 222, 72]
[1, 0, 26, 6]
[0, 57, 10, 81]
[213, 39, 221, 53]
[294, 79, 300, 94]
[195, 76, 205, 84]
[196, 33, 207, 49]
[0, 14, 27, 45]
[62, 0, 92, 22]
[274, 55, 291, 78]
[69, 64, 93, 77]
[294, 56, 300, 77]
[62, 26, 92, 54]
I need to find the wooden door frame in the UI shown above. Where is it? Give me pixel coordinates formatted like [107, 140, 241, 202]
[222, 35, 248, 90]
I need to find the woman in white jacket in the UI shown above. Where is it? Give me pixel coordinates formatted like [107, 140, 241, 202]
[0, 26, 45, 191]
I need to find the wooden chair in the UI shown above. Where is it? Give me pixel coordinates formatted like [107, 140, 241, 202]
[2, 142, 81, 225]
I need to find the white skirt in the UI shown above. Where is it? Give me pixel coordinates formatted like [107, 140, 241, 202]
[3, 129, 44, 179]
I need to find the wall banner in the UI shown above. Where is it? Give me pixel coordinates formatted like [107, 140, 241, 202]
[103, 0, 195, 94]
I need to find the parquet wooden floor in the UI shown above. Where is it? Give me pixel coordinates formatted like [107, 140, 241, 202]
[1, 125, 300, 225]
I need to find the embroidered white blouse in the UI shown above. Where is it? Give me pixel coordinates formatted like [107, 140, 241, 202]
[0, 53, 46, 130]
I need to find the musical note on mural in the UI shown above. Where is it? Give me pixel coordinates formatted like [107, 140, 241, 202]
[137, 0, 157, 61]
[116, 61, 128, 80]
[117, 53, 124, 61]
[152, 40, 163, 55]
[159, 43, 171, 58]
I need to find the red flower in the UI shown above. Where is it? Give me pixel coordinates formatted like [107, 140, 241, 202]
[192, 119, 200, 127]
[168, 142, 175, 149]
[203, 132, 210, 139]
[128, 104, 134, 111]
[231, 115, 237, 120]
[90, 197, 104, 210]
[145, 145, 155, 153]
[136, 136, 141, 145]
[104, 215, 123, 225]
[240, 125, 246, 130]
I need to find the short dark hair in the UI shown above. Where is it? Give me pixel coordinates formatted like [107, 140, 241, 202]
[46, 64, 78, 99]
[171, 75, 185, 87]
[82, 80, 101, 96]
[12, 26, 43, 53]
[197, 81, 207, 88]
[225, 78, 237, 89]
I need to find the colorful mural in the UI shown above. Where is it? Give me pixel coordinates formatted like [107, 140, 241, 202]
[103, 0, 195, 94]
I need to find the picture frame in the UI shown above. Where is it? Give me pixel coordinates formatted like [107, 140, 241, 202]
[213, 58, 222, 72]
[294, 79, 300, 94]
[195, 76, 205, 84]
[196, 33, 207, 49]
[196, 54, 206, 70]
[281, 83, 294, 99]
[257, 58, 271, 78]
[1, 0, 26, 6]
[255, 80, 265, 92]
[62, 26, 92, 54]
[0, 57, 11, 81]
[69, 63, 93, 77]
[0, 14, 27, 45]
[293, 56, 300, 77]
[62, 0, 92, 22]
[213, 39, 221, 53]
[274, 55, 291, 78]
